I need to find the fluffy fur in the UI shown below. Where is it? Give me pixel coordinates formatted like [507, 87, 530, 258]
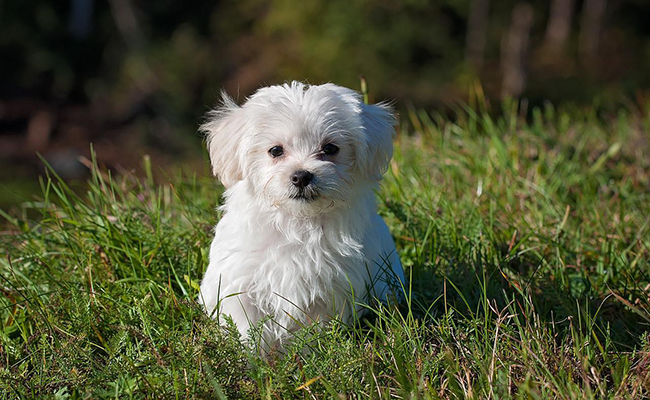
[199, 82, 404, 349]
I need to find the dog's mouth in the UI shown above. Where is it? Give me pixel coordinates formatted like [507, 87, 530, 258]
[289, 188, 320, 202]
[290, 192, 319, 202]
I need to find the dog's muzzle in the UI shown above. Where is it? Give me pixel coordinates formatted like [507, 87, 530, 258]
[289, 170, 319, 201]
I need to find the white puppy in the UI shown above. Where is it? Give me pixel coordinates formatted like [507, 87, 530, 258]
[199, 81, 404, 349]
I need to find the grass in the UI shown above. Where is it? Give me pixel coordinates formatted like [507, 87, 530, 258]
[1, 100, 649, 398]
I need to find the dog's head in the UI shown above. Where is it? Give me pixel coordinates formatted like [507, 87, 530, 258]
[202, 82, 396, 215]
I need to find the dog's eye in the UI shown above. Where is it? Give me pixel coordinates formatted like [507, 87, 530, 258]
[322, 143, 339, 155]
[268, 146, 284, 158]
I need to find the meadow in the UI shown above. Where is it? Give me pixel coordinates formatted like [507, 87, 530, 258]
[1, 100, 649, 398]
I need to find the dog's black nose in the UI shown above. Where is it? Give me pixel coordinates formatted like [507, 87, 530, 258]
[290, 170, 314, 188]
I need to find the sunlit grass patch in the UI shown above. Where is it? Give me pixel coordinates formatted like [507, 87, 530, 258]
[1, 104, 649, 398]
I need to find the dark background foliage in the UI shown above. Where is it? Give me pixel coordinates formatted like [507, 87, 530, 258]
[1, 0, 649, 203]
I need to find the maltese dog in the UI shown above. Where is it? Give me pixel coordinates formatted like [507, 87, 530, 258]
[199, 81, 404, 349]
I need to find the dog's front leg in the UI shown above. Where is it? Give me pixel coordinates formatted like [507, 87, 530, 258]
[218, 292, 261, 340]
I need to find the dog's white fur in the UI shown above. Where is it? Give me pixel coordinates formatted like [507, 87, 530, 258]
[199, 82, 404, 348]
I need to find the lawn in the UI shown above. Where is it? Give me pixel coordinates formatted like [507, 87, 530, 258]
[1, 100, 649, 398]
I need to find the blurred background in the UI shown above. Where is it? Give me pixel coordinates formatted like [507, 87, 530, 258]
[1, 0, 649, 206]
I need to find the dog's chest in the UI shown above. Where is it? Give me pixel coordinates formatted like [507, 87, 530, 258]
[240, 224, 366, 313]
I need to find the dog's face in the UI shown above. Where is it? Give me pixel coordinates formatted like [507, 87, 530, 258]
[202, 82, 396, 216]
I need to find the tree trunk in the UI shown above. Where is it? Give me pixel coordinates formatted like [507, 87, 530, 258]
[465, 0, 490, 70]
[543, 0, 575, 54]
[501, 2, 534, 98]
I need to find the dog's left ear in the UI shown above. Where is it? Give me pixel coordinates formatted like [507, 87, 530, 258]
[357, 102, 397, 181]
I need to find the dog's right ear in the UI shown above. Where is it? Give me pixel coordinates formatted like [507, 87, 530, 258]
[200, 93, 249, 188]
